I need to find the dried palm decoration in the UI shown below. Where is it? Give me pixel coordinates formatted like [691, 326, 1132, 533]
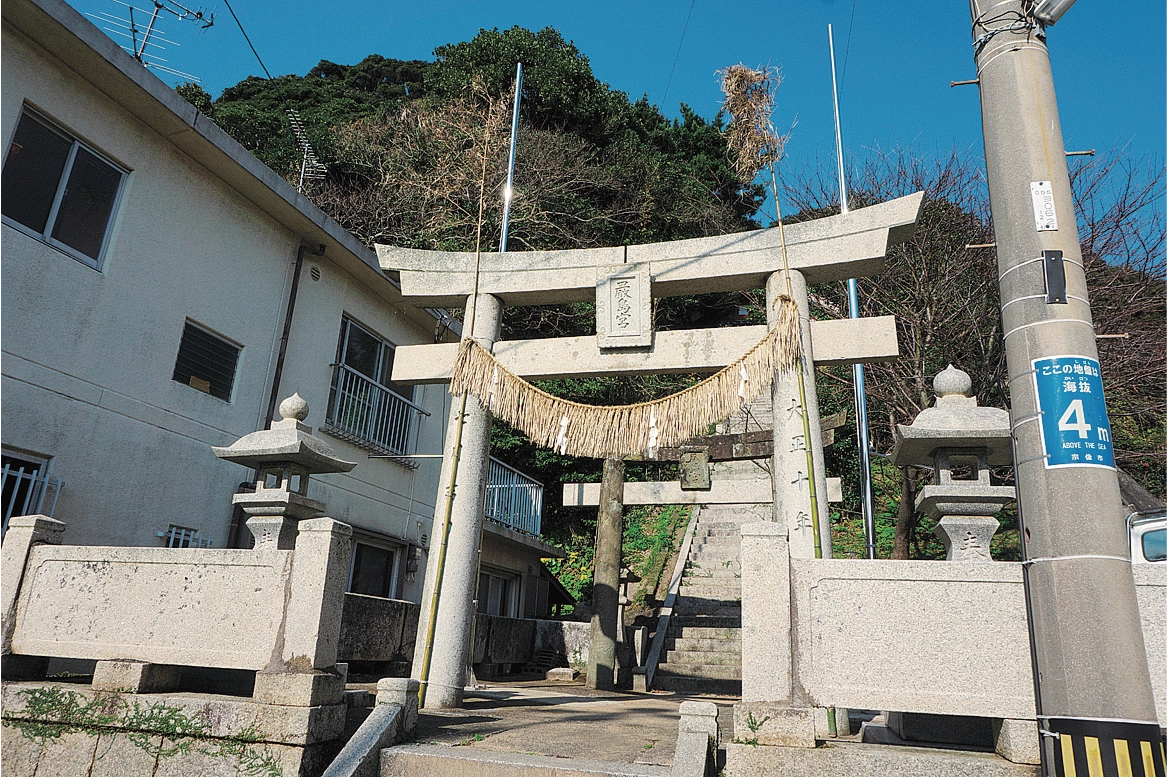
[450, 296, 801, 459]
[718, 64, 789, 183]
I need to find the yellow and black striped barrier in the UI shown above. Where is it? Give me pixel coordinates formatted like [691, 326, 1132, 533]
[1046, 717, 1166, 777]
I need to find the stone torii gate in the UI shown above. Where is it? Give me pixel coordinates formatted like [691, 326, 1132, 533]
[378, 192, 923, 709]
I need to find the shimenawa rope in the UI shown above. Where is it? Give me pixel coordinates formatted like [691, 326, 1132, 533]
[450, 295, 801, 459]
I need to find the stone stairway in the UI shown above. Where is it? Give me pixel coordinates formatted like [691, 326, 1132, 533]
[653, 506, 744, 695]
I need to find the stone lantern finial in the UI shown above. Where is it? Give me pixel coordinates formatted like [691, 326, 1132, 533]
[279, 392, 309, 422]
[933, 364, 973, 398]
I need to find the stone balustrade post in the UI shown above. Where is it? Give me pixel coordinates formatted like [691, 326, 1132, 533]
[1, 516, 65, 665]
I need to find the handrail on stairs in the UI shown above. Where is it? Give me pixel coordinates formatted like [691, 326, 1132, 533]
[643, 504, 704, 689]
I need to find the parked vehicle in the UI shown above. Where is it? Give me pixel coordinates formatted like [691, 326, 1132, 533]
[1129, 511, 1167, 563]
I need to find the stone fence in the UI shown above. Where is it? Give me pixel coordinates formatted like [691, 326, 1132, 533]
[2, 515, 351, 704]
[739, 522, 1167, 748]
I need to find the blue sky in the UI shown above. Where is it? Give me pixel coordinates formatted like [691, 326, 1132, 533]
[67, 0, 1165, 175]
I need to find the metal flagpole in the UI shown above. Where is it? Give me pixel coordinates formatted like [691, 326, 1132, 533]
[828, 24, 877, 559]
[499, 62, 523, 253]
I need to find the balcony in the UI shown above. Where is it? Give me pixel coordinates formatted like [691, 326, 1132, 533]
[486, 457, 543, 537]
[323, 364, 429, 458]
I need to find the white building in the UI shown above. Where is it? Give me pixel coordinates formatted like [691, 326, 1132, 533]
[1, 0, 565, 617]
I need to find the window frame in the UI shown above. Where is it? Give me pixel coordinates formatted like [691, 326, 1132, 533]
[346, 538, 403, 600]
[1, 105, 128, 271]
[333, 316, 412, 402]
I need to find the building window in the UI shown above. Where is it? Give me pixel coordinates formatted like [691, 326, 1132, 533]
[1, 452, 63, 538]
[157, 524, 211, 548]
[172, 320, 240, 401]
[348, 541, 400, 599]
[324, 317, 426, 456]
[477, 569, 521, 618]
[1, 108, 126, 269]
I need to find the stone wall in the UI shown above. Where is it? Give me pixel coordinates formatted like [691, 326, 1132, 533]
[2, 515, 352, 680]
[335, 592, 590, 672]
[740, 522, 1167, 724]
[336, 594, 419, 664]
[0, 681, 341, 776]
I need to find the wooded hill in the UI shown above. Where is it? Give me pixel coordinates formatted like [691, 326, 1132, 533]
[178, 26, 1165, 599]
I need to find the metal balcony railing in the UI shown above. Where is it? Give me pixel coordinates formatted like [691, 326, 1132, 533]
[2, 464, 63, 538]
[323, 364, 429, 457]
[485, 457, 543, 536]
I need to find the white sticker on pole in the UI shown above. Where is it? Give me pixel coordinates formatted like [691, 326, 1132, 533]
[1030, 181, 1058, 231]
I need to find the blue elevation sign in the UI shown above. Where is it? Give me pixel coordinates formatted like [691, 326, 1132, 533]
[1032, 355, 1115, 469]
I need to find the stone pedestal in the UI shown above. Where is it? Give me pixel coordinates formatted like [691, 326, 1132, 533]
[934, 516, 1001, 562]
[916, 485, 1015, 562]
[92, 661, 182, 694]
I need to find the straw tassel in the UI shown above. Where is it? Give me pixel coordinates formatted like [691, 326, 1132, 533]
[451, 295, 802, 459]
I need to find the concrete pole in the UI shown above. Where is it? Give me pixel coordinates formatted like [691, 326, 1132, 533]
[587, 456, 624, 690]
[767, 270, 831, 560]
[411, 292, 502, 709]
[971, 1, 1159, 763]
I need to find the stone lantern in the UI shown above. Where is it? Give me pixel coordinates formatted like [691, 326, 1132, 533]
[890, 366, 1015, 561]
[213, 393, 356, 549]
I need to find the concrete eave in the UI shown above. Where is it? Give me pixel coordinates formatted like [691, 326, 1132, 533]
[3, 0, 441, 335]
[483, 520, 565, 559]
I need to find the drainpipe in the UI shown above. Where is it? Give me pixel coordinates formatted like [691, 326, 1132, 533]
[265, 241, 326, 429]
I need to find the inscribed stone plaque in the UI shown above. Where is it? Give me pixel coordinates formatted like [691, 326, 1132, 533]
[596, 264, 652, 348]
[679, 450, 711, 491]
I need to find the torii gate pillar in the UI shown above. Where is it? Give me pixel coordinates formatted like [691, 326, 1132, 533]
[413, 293, 501, 709]
[768, 270, 832, 559]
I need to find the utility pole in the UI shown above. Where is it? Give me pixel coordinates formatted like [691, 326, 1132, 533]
[970, 2, 1162, 775]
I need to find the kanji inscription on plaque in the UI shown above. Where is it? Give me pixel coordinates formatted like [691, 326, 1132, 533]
[596, 264, 652, 348]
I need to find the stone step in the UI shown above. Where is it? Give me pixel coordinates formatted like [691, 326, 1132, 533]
[688, 546, 740, 556]
[694, 537, 741, 548]
[696, 532, 741, 541]
[678, 585, 742, 600]
[651, 675, 742, 696]
[674, 605, 742, 620]
[678, 626, 741, 640]
[672, 615, 743, 630]
[680, 578, 740, 590]
[672, 637, 741, 652]
[681, 568, 740, 579]
[681, 559, 737, 571]
[663, 649, 740, 666]
[657, 662, 742, 680]
[690, 527, 737, 538]
[382, 744, 673, 777]
[686, 554, 741, 568]
[680, 575, 740, 586]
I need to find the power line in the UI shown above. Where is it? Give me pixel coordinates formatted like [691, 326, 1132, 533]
[839, 0, 858, 88]
[220, 0, 274, 80]
[218, 0, 339, 189]
[661, 0, 697, 107]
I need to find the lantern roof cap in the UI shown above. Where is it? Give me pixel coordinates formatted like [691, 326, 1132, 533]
[212, 393, 358, 473]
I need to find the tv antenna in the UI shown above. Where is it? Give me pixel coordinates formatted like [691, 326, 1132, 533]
[87, 0, 214, 82]
[286, 109, 329, 192]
